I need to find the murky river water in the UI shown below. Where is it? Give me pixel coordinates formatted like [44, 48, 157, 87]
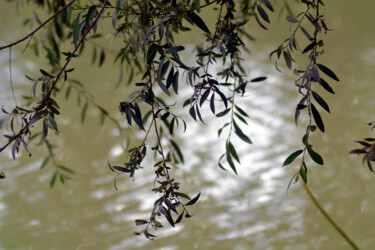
[1, 1, 375, 249]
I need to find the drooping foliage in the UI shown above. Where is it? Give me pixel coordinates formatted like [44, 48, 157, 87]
[0, 0, 366, 244]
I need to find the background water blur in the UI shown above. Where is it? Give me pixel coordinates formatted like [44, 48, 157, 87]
[1, 1, 375, 249]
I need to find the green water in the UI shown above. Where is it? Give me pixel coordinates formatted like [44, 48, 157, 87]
[1, 1, 375, 249]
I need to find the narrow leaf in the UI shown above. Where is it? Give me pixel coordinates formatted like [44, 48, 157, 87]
[282, 150, 303, 167]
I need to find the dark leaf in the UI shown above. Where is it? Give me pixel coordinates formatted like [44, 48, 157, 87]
[160, 206, 175, 227]
[303, 42, 315, 54]
[254, 13, 268, 30]
[216, 108, 230, 117]
[210, 93, 215, 114]
[312, 91, 330, 113]
[164, 198, 178, 214]
[257, 5, 270, 23]
[227, 141, 240, 163]
[170, 140, 184, 163]
[286, 14, 298, 23]
[319, 78, 335, 94]
[311, 65, 320, 83]
[185, 191, 201, 206]
[135, 219, 148, 226]
[250, 76, 267, 82]
[173, 71, 179, 94]
[311, 103, 324, 132]
[355, 141, 372, 147]
[307, 145, 324, 165]
[175, 211, 184, 224]
[282, 150, 303, 167]
[130, 110, 145, 130]
[233, 120, 252, 144]
[189, 106, 197, 121]
[317, 64, 339, 81]
[226, 150, 237, 174]
[200, 88, 210, 107]
[166, 46, 185, 54]
[299, 162, 307, 184]
[349, 149, 367, 155]
[283, 51, 292, 69]
[187, 11, 211, 34]
[113, 166, 131, 173]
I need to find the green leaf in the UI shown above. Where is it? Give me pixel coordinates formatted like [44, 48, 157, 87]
[50, 172, 57, 188]
[81, 102, 89, 124]
[170, 139, 184, 163]
[227, 141, 240, 163]
[233, 120, 252, 144]
[307, 145, 323, 165]
[187, 11, 211, 34]
[58, 165, 75, 174]
[299, 162, 307, 183]
[226, 149, 237, 174]
[282, 150, 303, 167]
[135, 219, 148, 226]
[73, 12, 82, 47]
[40, 157, 50, 169]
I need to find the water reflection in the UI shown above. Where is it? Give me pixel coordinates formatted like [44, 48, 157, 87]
[1, 1, 375, 249]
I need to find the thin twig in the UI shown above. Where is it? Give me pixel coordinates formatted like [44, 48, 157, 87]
[300, 180, 360, 250]
[0, 0, 77, 51]
[9, 48, 18, 105]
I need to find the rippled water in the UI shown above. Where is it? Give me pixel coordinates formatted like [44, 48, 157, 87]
[1, 1, 375, 249]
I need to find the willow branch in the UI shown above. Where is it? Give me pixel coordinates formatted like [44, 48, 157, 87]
[0, 0, 77, 51]
[44, 0, 108, 101]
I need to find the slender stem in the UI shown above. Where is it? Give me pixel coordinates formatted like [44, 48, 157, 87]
[300, 180, 360, 250]
[9, 48, 18, 105]
[44, 0, 108, 101]
[0, 0, 77, 51]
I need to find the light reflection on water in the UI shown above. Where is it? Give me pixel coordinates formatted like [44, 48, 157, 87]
[1, 1, 375, 249]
